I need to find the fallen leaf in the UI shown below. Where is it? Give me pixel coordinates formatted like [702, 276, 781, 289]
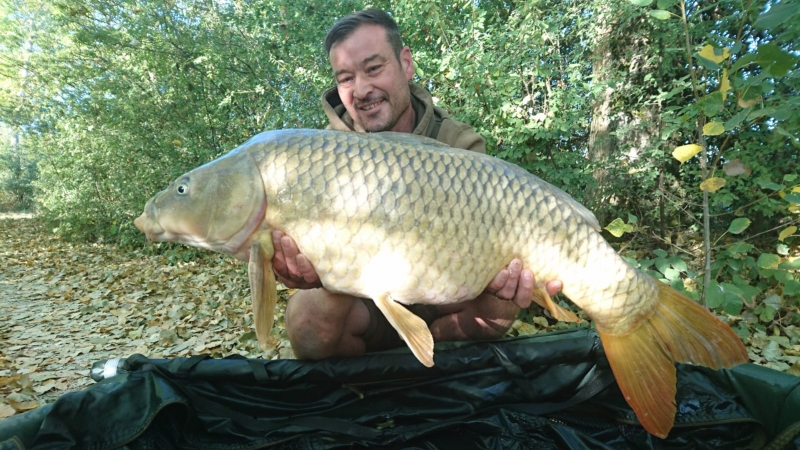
[33, 382, 57, 394]
[517, 322, 538, 336]
[0, 403, 15, 419]
[761, 341, 782, 362]
[6, 393, 38, 412]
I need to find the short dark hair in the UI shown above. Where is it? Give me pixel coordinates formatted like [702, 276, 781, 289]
[324, 9, 403, 61]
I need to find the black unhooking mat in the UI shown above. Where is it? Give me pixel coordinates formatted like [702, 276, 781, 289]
[1, 329, 799, 449]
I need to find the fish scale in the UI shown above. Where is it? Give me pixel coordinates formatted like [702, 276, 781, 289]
[135, 128, 748, 438]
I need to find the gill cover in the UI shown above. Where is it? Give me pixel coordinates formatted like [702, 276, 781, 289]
[140, 150, 265, 255]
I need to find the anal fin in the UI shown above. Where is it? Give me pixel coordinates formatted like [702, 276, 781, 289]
[531, 285, 581, 323]
[372, 294, 435, 367]
[249, 232, 278, 350]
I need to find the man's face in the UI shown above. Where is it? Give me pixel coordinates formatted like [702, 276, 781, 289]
[329, 24, 415, 133]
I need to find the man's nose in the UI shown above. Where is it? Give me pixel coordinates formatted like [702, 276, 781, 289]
[353, 75, 373, 99]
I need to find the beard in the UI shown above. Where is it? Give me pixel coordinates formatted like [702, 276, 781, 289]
[354, 98, 394, 132]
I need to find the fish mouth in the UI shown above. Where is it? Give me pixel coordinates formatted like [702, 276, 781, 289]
[133, 210, 215, 249]
[134, 199, 164, 240]
[134, 210, 164, 241]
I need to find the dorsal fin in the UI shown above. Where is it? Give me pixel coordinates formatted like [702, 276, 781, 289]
[374, 131, 451, 148]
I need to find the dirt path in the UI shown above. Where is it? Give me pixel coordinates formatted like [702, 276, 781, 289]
[0, 216, 292, 417]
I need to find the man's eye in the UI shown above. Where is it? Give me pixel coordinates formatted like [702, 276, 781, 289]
[337, 76, 353, 85]
[367, 65, 381, 73]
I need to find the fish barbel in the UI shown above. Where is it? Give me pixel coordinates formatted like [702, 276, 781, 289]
[134, 129, 748, 438]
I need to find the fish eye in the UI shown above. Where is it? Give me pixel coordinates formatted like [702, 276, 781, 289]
[177, 184, 188, 195]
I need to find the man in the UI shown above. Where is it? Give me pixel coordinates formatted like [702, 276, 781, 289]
[271, 9, 561, 360]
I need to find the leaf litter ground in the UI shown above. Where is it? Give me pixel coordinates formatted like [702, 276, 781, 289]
[0, 216, 291, 418]
[1, 215, 798, 419]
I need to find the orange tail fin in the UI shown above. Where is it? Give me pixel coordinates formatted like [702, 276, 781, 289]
[596, 281, 749, 439]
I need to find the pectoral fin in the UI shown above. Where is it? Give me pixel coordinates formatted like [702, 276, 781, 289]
[372, 294, 435, 367]
[249, 232, 277, 350]
[531, 285, 582, 323]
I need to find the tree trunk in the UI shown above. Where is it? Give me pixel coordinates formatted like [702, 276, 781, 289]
[587, 3, 663, 226]
[587, 0, 616, 217]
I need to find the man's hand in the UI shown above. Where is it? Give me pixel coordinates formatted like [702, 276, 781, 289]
[484, 259, 562, 309]
[271, 231, 323, 289]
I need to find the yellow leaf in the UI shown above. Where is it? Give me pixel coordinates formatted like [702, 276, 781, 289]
[780, 186, 800, 203]
[720, 68, 731, 94]
[604, 218, 634, 238]
[738, 95, 762, 108]
[0, 403, 14, 419]
[672, 144, 702, 163]
[780, 186, 800, 213]
[703, 122, 725, 136]
[779, 226, 797, 242]
[171, 139, 182, 147]
[698, 45, 730, 64]
[700, 177, 726, 192]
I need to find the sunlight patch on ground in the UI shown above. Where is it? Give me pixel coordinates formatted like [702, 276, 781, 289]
[0, 212, 34, 219]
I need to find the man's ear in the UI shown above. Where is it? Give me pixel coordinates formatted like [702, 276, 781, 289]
[400, 46, 414, 81]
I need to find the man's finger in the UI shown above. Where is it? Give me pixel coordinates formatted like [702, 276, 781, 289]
[495, 259, 521, 300]
[545, 279, 563, 297]
[271, 230, 289, 272]
[485, 269, 510, 295]
[281, 235, 301, 276]
[513, 270, 534, 309]
[296, 254, 320, 285]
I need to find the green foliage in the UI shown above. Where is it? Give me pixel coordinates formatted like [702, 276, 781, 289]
[0, 125, 37, 211]
[708, 238, 799, 328]
[627, 248, 698, 295]
[605, 0, 800, 336]
[1, 0, 340, 240]
[394, 0, 596, 201]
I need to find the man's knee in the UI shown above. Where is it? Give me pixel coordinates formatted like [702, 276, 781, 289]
[284, 289, 365, 360]
[286, 290, 338, 358]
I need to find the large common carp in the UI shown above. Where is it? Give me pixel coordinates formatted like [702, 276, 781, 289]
[135, 129, 747, 438]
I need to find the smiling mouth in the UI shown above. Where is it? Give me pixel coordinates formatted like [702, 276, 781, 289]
[358, 99, 383, 111]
